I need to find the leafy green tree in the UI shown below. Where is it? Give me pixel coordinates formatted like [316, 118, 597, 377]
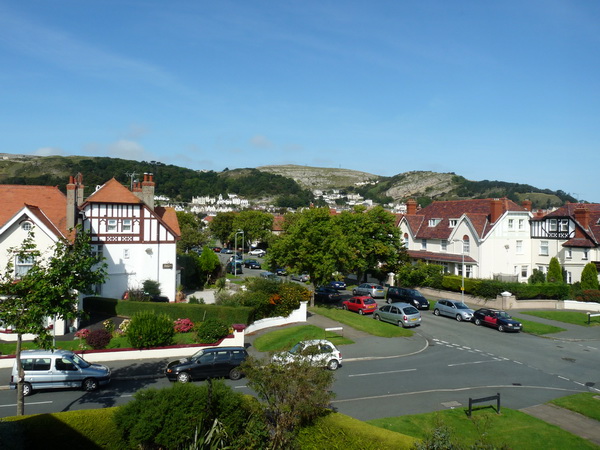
[233, 210, 273, 252]
[0, 227, 107, 416]
[580, 262, 600, 290]
[528, 268, 546, 284]
[547, 257, 563, 283]
[241, 356, 335, 448]
[198, 245, 221, 285]
[209, 211, 237, 248]
[267, 208, 353, 289]
[176, 211, 209, 254]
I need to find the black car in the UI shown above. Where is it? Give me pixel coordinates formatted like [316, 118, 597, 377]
[386, 287, 430, 310]
[165, 347, 248, 382]
[313, 286, 342, 303]
[472, 308, 522, 332]
[275, 268, 288, 276]
[243, 259, 261, 269]
[327, 280, 346, 290]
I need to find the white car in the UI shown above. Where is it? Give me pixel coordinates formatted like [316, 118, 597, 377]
[248, 248, 266, 257]
[272, 339, 342, 370]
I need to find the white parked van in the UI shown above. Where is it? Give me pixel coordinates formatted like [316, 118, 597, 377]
[10, 349, 111, 396]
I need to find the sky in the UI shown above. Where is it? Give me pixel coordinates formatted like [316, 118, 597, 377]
[1, 1, 599, 202]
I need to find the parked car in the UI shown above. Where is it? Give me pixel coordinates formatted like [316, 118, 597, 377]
[473, 308, 522, 332]
[433, 299, 474, 322]
[313, 286, 342, 303]
[220, 248, 233, 254]
[386, 287, 430, 309]
[10, 349, 111, 396]
[291, 273, 310, 282]
[243, 259, 261, 269]
[226, 261, 243, 274]
[272, 339, 342, 370]
[260, 271, 282, 282]
[352, 283, 385, 298]
[275, 267, 288, 276]
[373, 302, 421, 328]
[327, 280, 347, 290]
[342, 296, 378, 315]
[249, 248, 266, 257]
[211, 247, 222, 253]
[165, 347, 248, 382]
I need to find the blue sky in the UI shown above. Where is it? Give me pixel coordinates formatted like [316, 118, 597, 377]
[1, 1, 598, 202]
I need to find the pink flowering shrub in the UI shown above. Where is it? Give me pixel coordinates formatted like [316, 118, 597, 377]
[174, 318, 194, 333]
[74, 328, 90, 339]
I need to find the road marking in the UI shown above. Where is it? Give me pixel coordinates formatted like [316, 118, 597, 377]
[558, 376, 570, 381]
[0, 401, 52, 408]
[448, 360, 502, 367]
[513, 361, 523, 365]
[349, 368, 417, 377]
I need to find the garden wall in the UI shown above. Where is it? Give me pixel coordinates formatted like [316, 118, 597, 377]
[245, 301, 308, 335]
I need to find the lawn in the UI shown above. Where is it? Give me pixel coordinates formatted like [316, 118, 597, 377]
[309, 306, 414, 338]
[252, 324, 353, 352]
[520, 310, 600, 327]
[512, 316, 566, 335]
[368, 407, 598, 449]
[550, 392, 600, 422]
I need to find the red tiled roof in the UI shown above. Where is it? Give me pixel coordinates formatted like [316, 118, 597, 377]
[537, 203, 600, 245]
[155, 206, 181, 237]
[562, 238, 594, 248]
[0, 185, 67, 236]
[84, 178, 143, 204]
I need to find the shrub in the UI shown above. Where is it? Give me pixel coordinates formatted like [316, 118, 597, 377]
[113, 381, 266, 449]
[529, 268, 546, 284]
[126, 311, 175, 349]
[581, 262, 600, 290]
[174, 318, 194, 333]
[575, 289, 600, 303]
[102, 319, 115, 334]
[74, 328, 90, 339]
[118, 319, 130, 335]
[195, 318, 230, 344]
[85, 328, 112, 350]
[142, 279, 161, 297]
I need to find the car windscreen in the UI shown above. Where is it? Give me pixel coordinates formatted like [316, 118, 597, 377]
[289, 342, 303, 354]
[456, 302, 469, 309]
[71, 353, 91, 368]
[498, 311, 511, 319]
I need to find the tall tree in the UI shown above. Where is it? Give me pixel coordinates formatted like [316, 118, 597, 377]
[547, 257, 563, 283]
[233, 210, 273, 251]
[0, 227, 107, 416]
[580, 262, 600, 290]
[208, 212, 237, 248]
[176, 211, 209, 254]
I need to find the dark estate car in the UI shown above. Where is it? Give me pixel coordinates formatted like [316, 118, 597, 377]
[313, 286, 342, 303]
[386, 287, 430, 310]
[165, 347, 248, 383]
[472, 308, 522, 332]
[243, 259, 261, 269]
[327, 280, 347, 290]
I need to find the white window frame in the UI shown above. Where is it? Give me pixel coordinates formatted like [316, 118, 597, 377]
[421, 239, 427, 250]
[107, 219, 117, 232]
[508, 219, 514, 230]
[521, 265, 528, 279]
[428, 218, 441, 227]
[548, 219, 557, 232]
[540, 240, 549, 256]
[559, 219, 569, 233]
[566, 271, 572, 284]
[441, 240, 448, 252]
[15, 254, 35, 277]
[565, 248, 572, 259]
[516, 240, 523, 254]
[21, 221, 33, 231]
[462, 239, 470, 254]
[449, 219, 458, 228]
[122, 219, 132, 232]
[582, 248, 589, 260]
[518, 219, 525, 230]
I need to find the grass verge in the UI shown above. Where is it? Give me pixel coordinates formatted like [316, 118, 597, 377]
[368, 407, 598, 449]
[550, 392, 600, 422]
[309, 306, 414, 337]
[512, 316, 566, 335]
[252, 324, 353, 352]
[520, 310, 599, 326]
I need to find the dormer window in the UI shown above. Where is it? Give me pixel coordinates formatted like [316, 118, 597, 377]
[428, 219, 441, 227]
[449, 219, 458, 227]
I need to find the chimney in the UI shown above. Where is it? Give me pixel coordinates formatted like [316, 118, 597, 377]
[490, 198, 502, 223]
[574, 205, 589, 232]
[406, 199, 417, 215]
[66, 174, 85, 230]
[141, 173, 155, 209]
[521, 200, 532, 211]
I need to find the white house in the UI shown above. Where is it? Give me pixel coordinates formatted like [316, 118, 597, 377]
[399, 198, 533, 282]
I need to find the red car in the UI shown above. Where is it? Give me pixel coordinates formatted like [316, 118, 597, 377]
[342, 296, 378, 315]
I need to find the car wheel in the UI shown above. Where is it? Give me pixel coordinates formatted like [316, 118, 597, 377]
[327, 359, 339, 371]
[359, 309, 364, 315]
[474, 318, 481, 326]
[352, 290, 357, 295]
[374, 314, 381, 321]
[498, 325, 505, 332]
[398, 320, 406, 328]
[82, 378, 99, 392]
[229, 368, 242, 381]
[177, 372, 192, 383]
[22, 382, 32, 397]
[433, 309, 440, 316]
[456, 314, 463, 322]
[368, 293, 373, 298]
[343, 305, 348, 311]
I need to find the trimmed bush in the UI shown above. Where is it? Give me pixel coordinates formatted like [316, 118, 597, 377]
[126, 311, 175, 349]
[195, 318, 230, 344]
[575, 289, 600, 303]
[85, 328, 112, 350]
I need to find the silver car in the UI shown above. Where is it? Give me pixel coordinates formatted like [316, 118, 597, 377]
[433, 299, 474, 322]
[352, 283, 385, 298]
[373, 302, 421, 328]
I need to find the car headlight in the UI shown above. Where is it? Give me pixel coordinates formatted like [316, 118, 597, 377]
[507, 323, 513, 327]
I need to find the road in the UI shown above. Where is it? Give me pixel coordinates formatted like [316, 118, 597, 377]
[1, 304, 598, 420]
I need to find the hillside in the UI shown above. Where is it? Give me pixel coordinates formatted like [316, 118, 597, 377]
[0, 154, 576, 208]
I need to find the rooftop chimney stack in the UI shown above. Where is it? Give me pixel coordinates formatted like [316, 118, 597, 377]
[406, 199, 417, 215]
[490, 198, 502, 223]
[66, 174, 84, 230]
[141, 173, 155, 210]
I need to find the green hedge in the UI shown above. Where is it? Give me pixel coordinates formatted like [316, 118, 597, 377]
[441, 276, 571, 300]
[83, 297, 253, 325]
[0, 408, 122, 449]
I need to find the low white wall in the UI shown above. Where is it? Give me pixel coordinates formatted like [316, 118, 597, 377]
[0, 328, 245, 369]
[564, 300, 600, 312]
[245, 302, 307, 335]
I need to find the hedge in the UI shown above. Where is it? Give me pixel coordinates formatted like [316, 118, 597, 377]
[441, 276, 571, 300]
[83, 297, 253, 325]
